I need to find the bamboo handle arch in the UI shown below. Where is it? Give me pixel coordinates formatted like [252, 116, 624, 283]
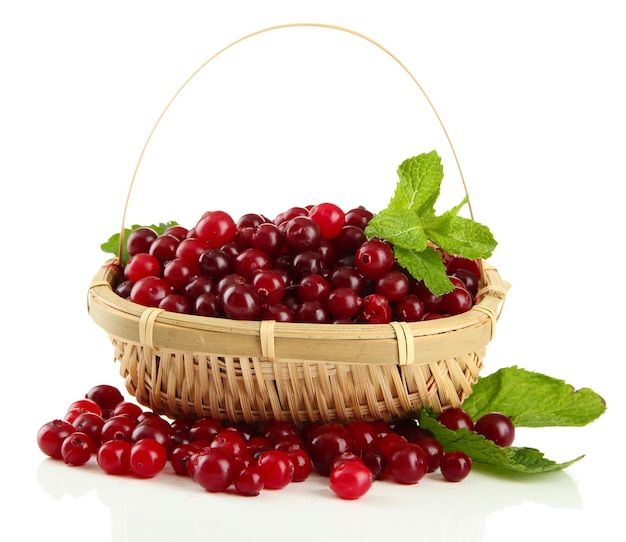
[116, 22, 474, 263]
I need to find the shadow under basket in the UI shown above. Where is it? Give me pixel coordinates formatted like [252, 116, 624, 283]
[88, 259, 509, 425]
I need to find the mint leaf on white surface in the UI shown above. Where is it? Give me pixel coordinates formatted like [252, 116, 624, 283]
[419, 411, 584, 473]
[462, 366, 607, 427]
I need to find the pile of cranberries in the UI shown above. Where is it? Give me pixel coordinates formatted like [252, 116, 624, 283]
[37, 384, 515, 499]
[114, 203, 481, 323]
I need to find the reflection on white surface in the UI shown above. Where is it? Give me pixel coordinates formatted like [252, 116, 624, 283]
[35, 455, 583, 542]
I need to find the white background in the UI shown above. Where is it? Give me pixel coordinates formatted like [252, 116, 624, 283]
[1, 2, 624, 541]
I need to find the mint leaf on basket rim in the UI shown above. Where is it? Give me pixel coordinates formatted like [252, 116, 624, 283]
[365, 150, 498, 296]
[461, 366, 607, 428]
[394, 244, 453, 296]
[101, 222, 179, 265]
[390, 149, 444, 215]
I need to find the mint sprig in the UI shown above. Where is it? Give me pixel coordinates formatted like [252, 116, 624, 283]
[462, 366, 607, 427]
[419, 411, 584, 473]
[100, 222, 178, 265]
[416, 367, 606, 473]
[365, 150, 497, 295]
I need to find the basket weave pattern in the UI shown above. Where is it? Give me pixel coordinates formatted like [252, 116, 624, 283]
[89, 261, 507, 424]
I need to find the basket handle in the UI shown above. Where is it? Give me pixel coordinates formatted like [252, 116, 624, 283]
[118, 22, 472, 262]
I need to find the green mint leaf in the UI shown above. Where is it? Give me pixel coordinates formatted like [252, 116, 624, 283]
[427, 213, 498, 260]
[365, 149, 499, 295]
[461, 366, 607, 427]
[419, 410, 584, 473]
[100, 222, 178, 265]
[394, 245, 454, 295]
[389, 150, 443, 214]
[364, 208, 428, 251]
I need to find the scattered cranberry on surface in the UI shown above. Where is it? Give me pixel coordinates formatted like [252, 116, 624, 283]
[37, 384, 521, 499]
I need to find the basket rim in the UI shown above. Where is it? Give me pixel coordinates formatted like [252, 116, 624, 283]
[88, 259, 509, 367]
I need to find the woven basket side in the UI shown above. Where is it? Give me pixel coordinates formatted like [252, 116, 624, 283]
[111, 336, 486, 424]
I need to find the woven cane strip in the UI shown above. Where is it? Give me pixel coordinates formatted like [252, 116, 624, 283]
[365, 365, 385, 420]
[314, 365, 333, 422]
[411, 363, 434, 411]
[166, 354, 182, 417]
[138, 308, 164, 349]
[195, 354, 211, 417]
[299, 363, 318, 423]
[263, 362, 283, 421]
[239, 357, 260, 422]
[388, 364, 414, 416]
[338, 365, 359, 421]
[272, 360, 291, 420]
[134, 346, 149, 408]
[445, 354, 474, 399]
[325, 371, 343, 422]
[472, 305, 497, 340]
[421, 364, 442, 412]
[260, 320, 276, 362]
[187, 355, 204, 418]
[349, 364, 369, 418]
[330, 366, 347, 423]
[285, 362, 305, 424]
[151, 351, 167, 412]
[236, 375, 254, 424]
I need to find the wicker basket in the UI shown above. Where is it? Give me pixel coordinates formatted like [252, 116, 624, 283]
[87, 23, 509, 425]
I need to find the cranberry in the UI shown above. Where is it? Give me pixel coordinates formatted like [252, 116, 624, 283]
[257, 449, 294, 489]
[308, 202, 345, 239]
[329, 461, 374, 500]
[210, 430, 247, 457]
[85, 384, 124, 419]
[97, 440, 132, 475]
[72, 411, 105, 448]
[360, 447, 387, 480]
[111, 401, 144, 421]
[286, 448, 313, 482]
[437, 408, 475, 431]
[414, 437, 444, 472]
[61, 432, 94, 466]
[354, 239, 395, 279]
[234, 465, 265, 496]
[261, 420, 299, 443]
[170, 443, 198, 476]
[307, 426, 356, 476]
[344, 421, 378, 453]
[66, 398, 102, 417]
[100, 415, 138, 444]
[194, 210, 236, 248]
[192, 447, 238, 492]
[129, 438, 168, 478]
[388, 442, 429, 484]
[188, 418, 224, 443]
[440, 450, 472, 482]
[131, 418, 173, 456]
[474, 412, 515, 447]
[37, 419, 75, 459]
[375, 432, 408, 461]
